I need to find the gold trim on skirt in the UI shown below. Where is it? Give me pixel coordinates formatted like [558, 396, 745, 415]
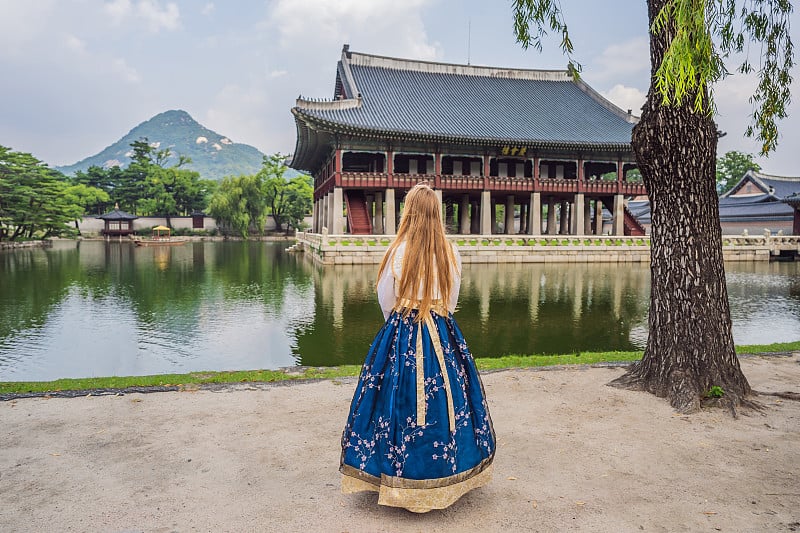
[341, 459, 493, 513]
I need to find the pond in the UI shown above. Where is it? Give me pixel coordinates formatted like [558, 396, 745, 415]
[1, 240, 798, 381]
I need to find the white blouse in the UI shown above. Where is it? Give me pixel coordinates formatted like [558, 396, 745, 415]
[376, 241, 462, 320]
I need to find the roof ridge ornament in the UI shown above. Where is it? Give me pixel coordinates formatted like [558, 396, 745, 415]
[296, 95, 362, 111]
[345, 47, 571, 81]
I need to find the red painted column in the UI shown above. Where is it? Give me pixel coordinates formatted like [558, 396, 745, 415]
[616, 157, 623, 194]
[577, 157, 585, 193]
[483, 154, 490, 189]
[387, 149, 394, 188]
[335, 148, 343, 187]
[533, 156, 540, 191]
[434, 152, 441, 189]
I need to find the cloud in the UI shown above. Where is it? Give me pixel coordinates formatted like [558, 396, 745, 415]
[201, 3, 215, 16]
[590, 36, 649, 85]
[112, 58, 142, 83]
[105, 0, 181, 32]
[265, 0, 439, 61]
[601, 84, 646, 114]
[270, 70, 288, 78]
[64, 34, 87, 54]
[0, 1, 58, 57]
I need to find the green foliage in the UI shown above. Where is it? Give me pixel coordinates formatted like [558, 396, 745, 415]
[259, 154, 313, 233]
[512, 0, 581, 76]
[511, 0, 794, 154]
[705, 385, 725, 398]
[0, 145, 107, 241]
[74, 139, 214, 219]
[207, 174, 261, 237]
[716, 150, 761, 194]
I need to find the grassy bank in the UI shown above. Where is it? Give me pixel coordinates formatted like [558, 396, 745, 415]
[1, 341, 798, 396]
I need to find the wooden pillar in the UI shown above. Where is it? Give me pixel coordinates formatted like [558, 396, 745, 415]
[480, 191, 492, 235]
[529, 192, 541, 235]
[435, 190, 443, 224]
[505, 195, 515, 234]
[459, 194, 470, 234]
[335, 149, 343, 187]
[385, 188, 396, 235]
[434, 152, 442, 189]
[387, 149, 394, 188]
[612, 194, 624, 236]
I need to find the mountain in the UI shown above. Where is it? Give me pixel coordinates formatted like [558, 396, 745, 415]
[55, 110, 275, 181]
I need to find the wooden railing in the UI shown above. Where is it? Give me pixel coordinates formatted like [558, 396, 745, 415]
[325, 172, 647, 196]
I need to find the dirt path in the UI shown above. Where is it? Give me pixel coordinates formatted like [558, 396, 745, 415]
[1, 355, 799, 532]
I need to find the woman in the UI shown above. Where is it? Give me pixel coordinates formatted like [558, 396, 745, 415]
[340, 183, 495, 513]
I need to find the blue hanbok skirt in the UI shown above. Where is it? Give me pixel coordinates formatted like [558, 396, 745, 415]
[340, 309, 495, 512]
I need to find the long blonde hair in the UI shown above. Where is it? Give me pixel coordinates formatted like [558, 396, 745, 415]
[376, 183, 457, 320]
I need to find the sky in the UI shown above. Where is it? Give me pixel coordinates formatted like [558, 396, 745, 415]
[1, 0, 798, 175]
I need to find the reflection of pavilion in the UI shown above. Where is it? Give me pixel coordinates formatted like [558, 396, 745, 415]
[291, 45, 647, 237]
[306, 261, 651, 360]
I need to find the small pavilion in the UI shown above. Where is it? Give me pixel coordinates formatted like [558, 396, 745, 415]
[97, 204, 138, 238]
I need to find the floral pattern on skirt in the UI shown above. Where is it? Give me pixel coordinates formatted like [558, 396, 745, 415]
[340, 309, 495, 511]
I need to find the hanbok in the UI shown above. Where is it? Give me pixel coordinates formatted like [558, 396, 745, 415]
[340, 243, 495, 512]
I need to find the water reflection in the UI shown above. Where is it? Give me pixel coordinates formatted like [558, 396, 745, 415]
[0, 241, 798, 381]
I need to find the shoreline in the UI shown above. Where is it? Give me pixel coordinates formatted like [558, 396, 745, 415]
[2, 344, 797, 400]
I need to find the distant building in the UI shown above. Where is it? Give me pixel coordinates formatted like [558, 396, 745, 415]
[628, 170, 800, 235]
[289, 45, 646, 236]
[96, 204, 138, 237]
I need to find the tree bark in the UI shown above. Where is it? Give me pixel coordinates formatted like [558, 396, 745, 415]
[609, 0, 752, 413]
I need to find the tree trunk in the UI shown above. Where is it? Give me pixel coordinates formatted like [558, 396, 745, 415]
[609, 0, 752, 414]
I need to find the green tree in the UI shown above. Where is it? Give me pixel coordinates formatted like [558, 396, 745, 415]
[93, 138, 213, 220]
[72, 165, 122, 214]
[0, 146, 103, 240]
[258, 154, 313, 233]
[716, 150, 761, 194]
[63, 183, 111, 234]
[282, 174, 313, 233]
[207, 174, 265, 237]
[513, 0, 793, 413]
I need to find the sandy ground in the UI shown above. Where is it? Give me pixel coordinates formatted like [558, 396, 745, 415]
[1, 355, 798, 533]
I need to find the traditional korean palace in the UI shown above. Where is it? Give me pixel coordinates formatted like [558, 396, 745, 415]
[289, 45, 647, 236]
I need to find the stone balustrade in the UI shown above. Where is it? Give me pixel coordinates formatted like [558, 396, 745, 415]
[294, 232, 799, 265]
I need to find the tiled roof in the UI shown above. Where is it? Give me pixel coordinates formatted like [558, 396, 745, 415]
[628, 172, 800, 224]
[291, 46, 637, 171]
[97, 208, 138, 221]
[722, 170, 800, 200]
